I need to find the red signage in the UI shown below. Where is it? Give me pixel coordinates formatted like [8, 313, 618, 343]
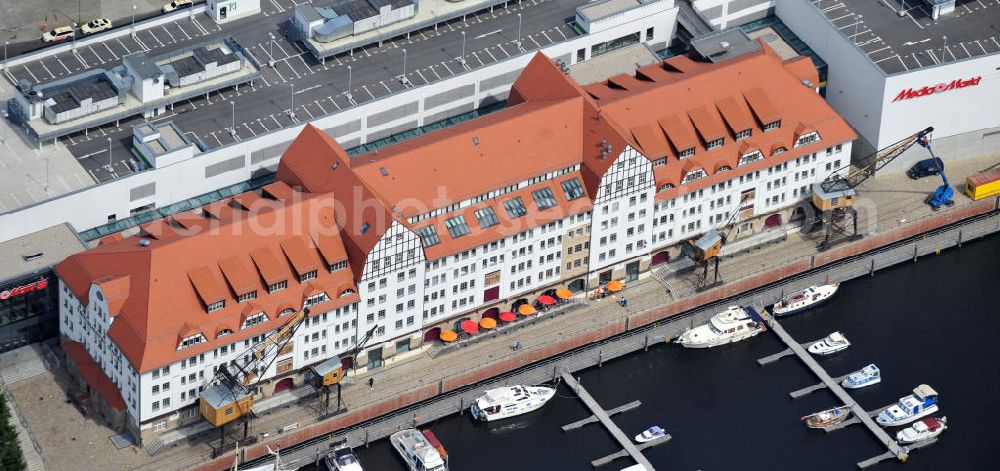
[0, 278, 49, 300]
[892, 76, 982, 102]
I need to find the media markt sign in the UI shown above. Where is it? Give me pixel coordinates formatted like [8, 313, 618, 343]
[892, 76, 982, 102]
[0, 278, 49, 300]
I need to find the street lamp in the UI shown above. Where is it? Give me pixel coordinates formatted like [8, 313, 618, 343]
[402, 48, 407, 81]
[346, 64, 353, 102]
[131, 4, 137, 38]
[3, 41, 8, 71]
[854, 15, 862, 44]
[268, 32, 276, 68]
[230, 101, 236, 138]
[289, 83, 296, 121]
[517, 13, 522, 50]
[942, 35, 948, 62]
[460, 31, 467, 67]
[898, 0, 907, 17]
[107, 137, 113, 172]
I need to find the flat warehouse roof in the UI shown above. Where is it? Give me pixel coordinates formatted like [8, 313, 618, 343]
[811, 0, 1000, 75]
[0, 224, 86, 280]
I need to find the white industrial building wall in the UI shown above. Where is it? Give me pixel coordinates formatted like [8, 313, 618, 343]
[0, 6, 677, 243]
[692, 0, 773, 30]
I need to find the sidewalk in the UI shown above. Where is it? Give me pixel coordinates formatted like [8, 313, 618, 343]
[8, 154, 1000, 471]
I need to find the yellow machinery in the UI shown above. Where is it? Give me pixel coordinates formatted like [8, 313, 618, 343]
[812, 127, 934, 250]
[686, 192, 753, 288]
[307, 324, 379, 418]
[965, 167, 1000, 201]
[199, 309, 307, 441]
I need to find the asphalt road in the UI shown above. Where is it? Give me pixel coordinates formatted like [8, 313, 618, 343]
[6, 0, 584, 183]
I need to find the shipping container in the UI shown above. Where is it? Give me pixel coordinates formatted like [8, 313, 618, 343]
[964, 167, 1000, 201]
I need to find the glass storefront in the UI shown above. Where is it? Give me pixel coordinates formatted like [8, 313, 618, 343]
[0, 271, 58, 353]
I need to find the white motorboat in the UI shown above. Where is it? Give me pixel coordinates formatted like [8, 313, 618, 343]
[807, 331, 850, 355]
[634, 426, 666, 443]
[390, 429, 447, 471]
[877, 384, 940, 427]
[896, 416, 947, 443]
[841, 364, 881, 389]
[772, 283, 839, 317]
[324, 442, 364, 471]
[470, 385, 555, 421]
[675, 306, 765, 348]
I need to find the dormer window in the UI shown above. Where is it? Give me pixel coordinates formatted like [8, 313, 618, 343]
[794, 131, 820, 148]
[304, 292, 330, 307]
[217, 329, 233, 338]
[706, 139, 724, 150]
[178, 334, 205, 350]
[278, 308, 296, 317]
[739, 151, 764, 166]
[329, 260, 348, 273]
[678, 148, 696, 159]
[682, 169, 708, 184]
[772, 147, 787, 156]
[268, 280, 287, 293]
[207, 300, 225, 313]
[652, 158, 667, 168]
[718, 165, 732, 172]
[418, 225, 441, 247]
[242, 312, 267, 329]
[763, 120, 781, 131]
[237, 291, 257, 303]
[659, 183, 675, 191]
[299, 270, 317, 283]
[734, 129, 752, 140]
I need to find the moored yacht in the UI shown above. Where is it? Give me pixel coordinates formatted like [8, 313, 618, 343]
[877, 385, 940, 427]
[772, 283, 839, 316]
[841, 364, 881, 389]
[896, 417, 947, 443]
[390, 429, 447, 471]
[324, 442, 363, 471]
[807, 331, 850, 355]
[675, 306, 764, 348]
[470, 385, 555, 421]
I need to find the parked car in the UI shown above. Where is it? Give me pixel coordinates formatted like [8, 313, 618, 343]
[41, 26, 76, 43]
[81, 18, 113, 35]
[907, 157, 944, 180]
[162, 0, 193, 12]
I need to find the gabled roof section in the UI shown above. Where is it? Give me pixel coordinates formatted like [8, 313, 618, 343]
[188, 266, 227, 306]
[249, 247, 289, 286]
[715, 96, 754, 133]
[658, 115, 697, 152]
[507, 53, 587, 106]
[743, 87, 780, 125]
[687, 105, 726, 143]
[630, 124, 669, 159]
[96, 275, 130, 317]
[218, 256, 257, 296]
[280, 236, 321, 277]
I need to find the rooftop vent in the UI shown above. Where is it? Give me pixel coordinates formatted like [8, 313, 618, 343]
[139, 239, 151, 247]
[331, 162, 339, 171]
[21, 252, 43, 262]
[379, 167, 388, 176]
[720, 41, 731, 49]
[472, 136, 480, 145]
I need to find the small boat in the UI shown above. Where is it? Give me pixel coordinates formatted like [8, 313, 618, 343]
[634, 426, 666, 443]
[675, 306, 765, 348]
[896, 416, 947, 443]
[470, 385, 555, 421]
[877, 384, 940, 427]
[772, 283, 839, 316]
[801, 405, 853, 429]
[390, 429, 447, 471]
[841, 364, 881, 389]
[807, 331, 850, 355]
[324, 442, 364, 471]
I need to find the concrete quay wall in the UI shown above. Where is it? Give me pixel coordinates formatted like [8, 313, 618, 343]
[195, 197, 1000, 471]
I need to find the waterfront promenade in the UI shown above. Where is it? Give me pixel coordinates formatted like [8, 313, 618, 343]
[6, 156, 1000, 471]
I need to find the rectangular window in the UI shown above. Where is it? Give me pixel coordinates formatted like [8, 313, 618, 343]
[503, 197, 528, 219]
[299, 270, 317, 282]
[734, 129, 752, 140]
[763, 120, 781, 131]
[444, 215, 471, 238]
[237, 291, 257, 303]
[532, 187, 558, 210]
[706, 138, 724, 150]
[207, 300, 225, 313]
[474, 207, 500, 229]
[268, 280, 287, 293]
[329, 260, 348, 272]
[560, 178, 585, 200]
[679, 148, 696, 158]
[418, 225, 441, 247]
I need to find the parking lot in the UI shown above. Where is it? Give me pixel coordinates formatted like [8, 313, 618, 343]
[7, 0, 583, 182]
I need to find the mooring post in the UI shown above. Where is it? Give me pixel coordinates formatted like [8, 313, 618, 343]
[552, 364, 558, 383]
[459, 397, 464, 415]
[598, 350, 604, 367]
[364, 429, 369, 448]
[958, 229, 963, 247]
[912, 245, 918, 262]
[869, 258, 875, 277]
[643, 334, 649, 351]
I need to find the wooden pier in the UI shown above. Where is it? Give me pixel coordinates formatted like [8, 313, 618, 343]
[757, 312, 909, 468]
[560, 373, 658, 470]
[562, 400, 641, 431]
[789, 374, 849, 399]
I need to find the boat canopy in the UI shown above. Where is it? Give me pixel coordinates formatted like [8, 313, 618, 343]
[914, 384, 938, 398]
[828, 332, 846, 343]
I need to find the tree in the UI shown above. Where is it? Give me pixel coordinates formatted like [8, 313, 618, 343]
[0, 394, 26, 471]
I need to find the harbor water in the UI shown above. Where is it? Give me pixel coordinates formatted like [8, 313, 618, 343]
[307, 233, 1000, 470]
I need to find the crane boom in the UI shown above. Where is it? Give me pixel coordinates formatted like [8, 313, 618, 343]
[820, 126, 934, 193]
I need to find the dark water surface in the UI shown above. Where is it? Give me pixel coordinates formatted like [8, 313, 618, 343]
[311, 234, 1000, 470]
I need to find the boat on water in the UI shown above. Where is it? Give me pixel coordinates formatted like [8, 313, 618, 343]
[772, 283, 839, 317]
[390, 429, 447, 471]
[896, 416, 947, 443]
[675, 306, 764, 348]
[877, 384, 940, 427]
[807, 331, 850, 355]
[841, 364, 881, 389]
[324, 442, 364, 471]
[801, 405, 853, 429]
[634, 426, 666, 443]
[470, 385, 555, 421]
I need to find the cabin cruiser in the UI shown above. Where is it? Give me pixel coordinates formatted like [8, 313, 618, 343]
[841, 364, 881, 389]
[675, 306, 764, 348]
[390, 429, 447, 471]
[807, 331, 850, 355]
[896, 417, 947, 443]
[877, 385, 940, 427]
[324, 442, 364, 471]
[772, 283, 839, 316]
[801, 406, 852, 429]
[634, 426, 666, 443]
[470, 385, 555, 421]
